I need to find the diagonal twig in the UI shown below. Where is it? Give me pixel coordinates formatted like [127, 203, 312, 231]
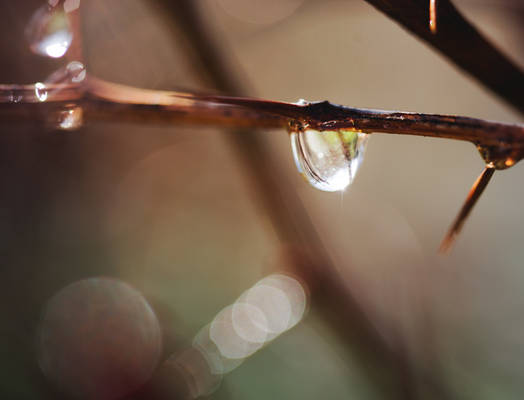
[361, 0, 524, 114]
[440, 166, 496, 253]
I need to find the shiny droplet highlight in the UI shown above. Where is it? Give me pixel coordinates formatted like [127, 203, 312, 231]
[26, 3, 73, 58]
[290, 129, 368, 192]
[34, 82, 48, 102]
[66, 60, 86, 83]
[53, 105, 83, 130]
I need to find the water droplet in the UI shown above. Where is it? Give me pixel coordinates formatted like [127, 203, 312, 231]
[66, 61, 86, 83]
[290, 129, 368, 192]
[35, 82, 48, 102]
[8, 90, 23, 103]
[43, 61, 86, 89]
[38, 278, 162, 400]
[33, 62, 86, 103]
[52, 105, 83, 130]
[477, 144, 522, 170]
[295, 99, 309, 106]
[26, 3, 72, 58]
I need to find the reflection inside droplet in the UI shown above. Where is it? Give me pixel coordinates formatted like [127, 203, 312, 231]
[290, 129, 368, 192]
[35, 82, 48, 102]
[54, 105, 83, 130]
[38, 278, 162, 400]
[26, 3, 73, 58]
[66, 60, 86, 82]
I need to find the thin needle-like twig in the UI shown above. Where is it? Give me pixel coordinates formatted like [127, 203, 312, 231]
[440, 166, 496, 253]
[429, 0, 438, 34]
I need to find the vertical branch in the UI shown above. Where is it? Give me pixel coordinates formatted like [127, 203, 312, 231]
[149, 0, 429, 398]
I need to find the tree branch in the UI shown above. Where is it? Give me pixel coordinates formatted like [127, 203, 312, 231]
[361, 0, 524, 114]
[2, 78, 523, 167]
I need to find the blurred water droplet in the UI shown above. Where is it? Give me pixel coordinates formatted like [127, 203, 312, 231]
[260, 274, 307, 329]
[238, 284, 291, 337]
[34, 82, 48, 102]
[38, 278, 162, 400]
[26, 3, 72, 58]
[52, 104, 83, 130]
[290, 129, 368, 192]
[9, 91, 23, 103]
[231, 302, 269, 344]
[32, 62, 85, 106]
[66, 60, 86, 82]
[193, 324, 244, 375]
[41, 61, 86, 98]
[210, 305, 264, 360]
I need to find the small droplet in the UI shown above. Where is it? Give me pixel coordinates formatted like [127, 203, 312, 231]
[66, 61, 86, 83]
[43, 61, 86, 89]
[35, 82, 48, 102]
[290, 129, 368, 192]
[33, 62, 86, 103]
[26, 3, 73, 58]
[53, 105, 83, 130]
[477, 144, 522, 170]
[9, 91, 23, 103]
[295, 99, 309, 106]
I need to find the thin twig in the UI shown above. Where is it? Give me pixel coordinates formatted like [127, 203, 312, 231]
[439, 166, 495, 253]
[1, 78, 523, 166]
[429, 0, 438, 34]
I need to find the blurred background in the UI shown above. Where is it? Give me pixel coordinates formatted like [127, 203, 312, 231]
[1, 0, 523, 399]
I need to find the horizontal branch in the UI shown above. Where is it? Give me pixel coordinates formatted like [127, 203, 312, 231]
[1, 77, 523, 167]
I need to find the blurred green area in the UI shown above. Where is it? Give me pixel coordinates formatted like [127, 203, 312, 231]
[0, 0, 523, 399]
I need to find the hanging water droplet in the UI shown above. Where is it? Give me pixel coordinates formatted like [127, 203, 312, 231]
[52, 104, 83, 130]
[477, 144, 522, 170]
[26, 3, 72, 58]
[290, 129, 368, 192]
[35, 82, 48, 102]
